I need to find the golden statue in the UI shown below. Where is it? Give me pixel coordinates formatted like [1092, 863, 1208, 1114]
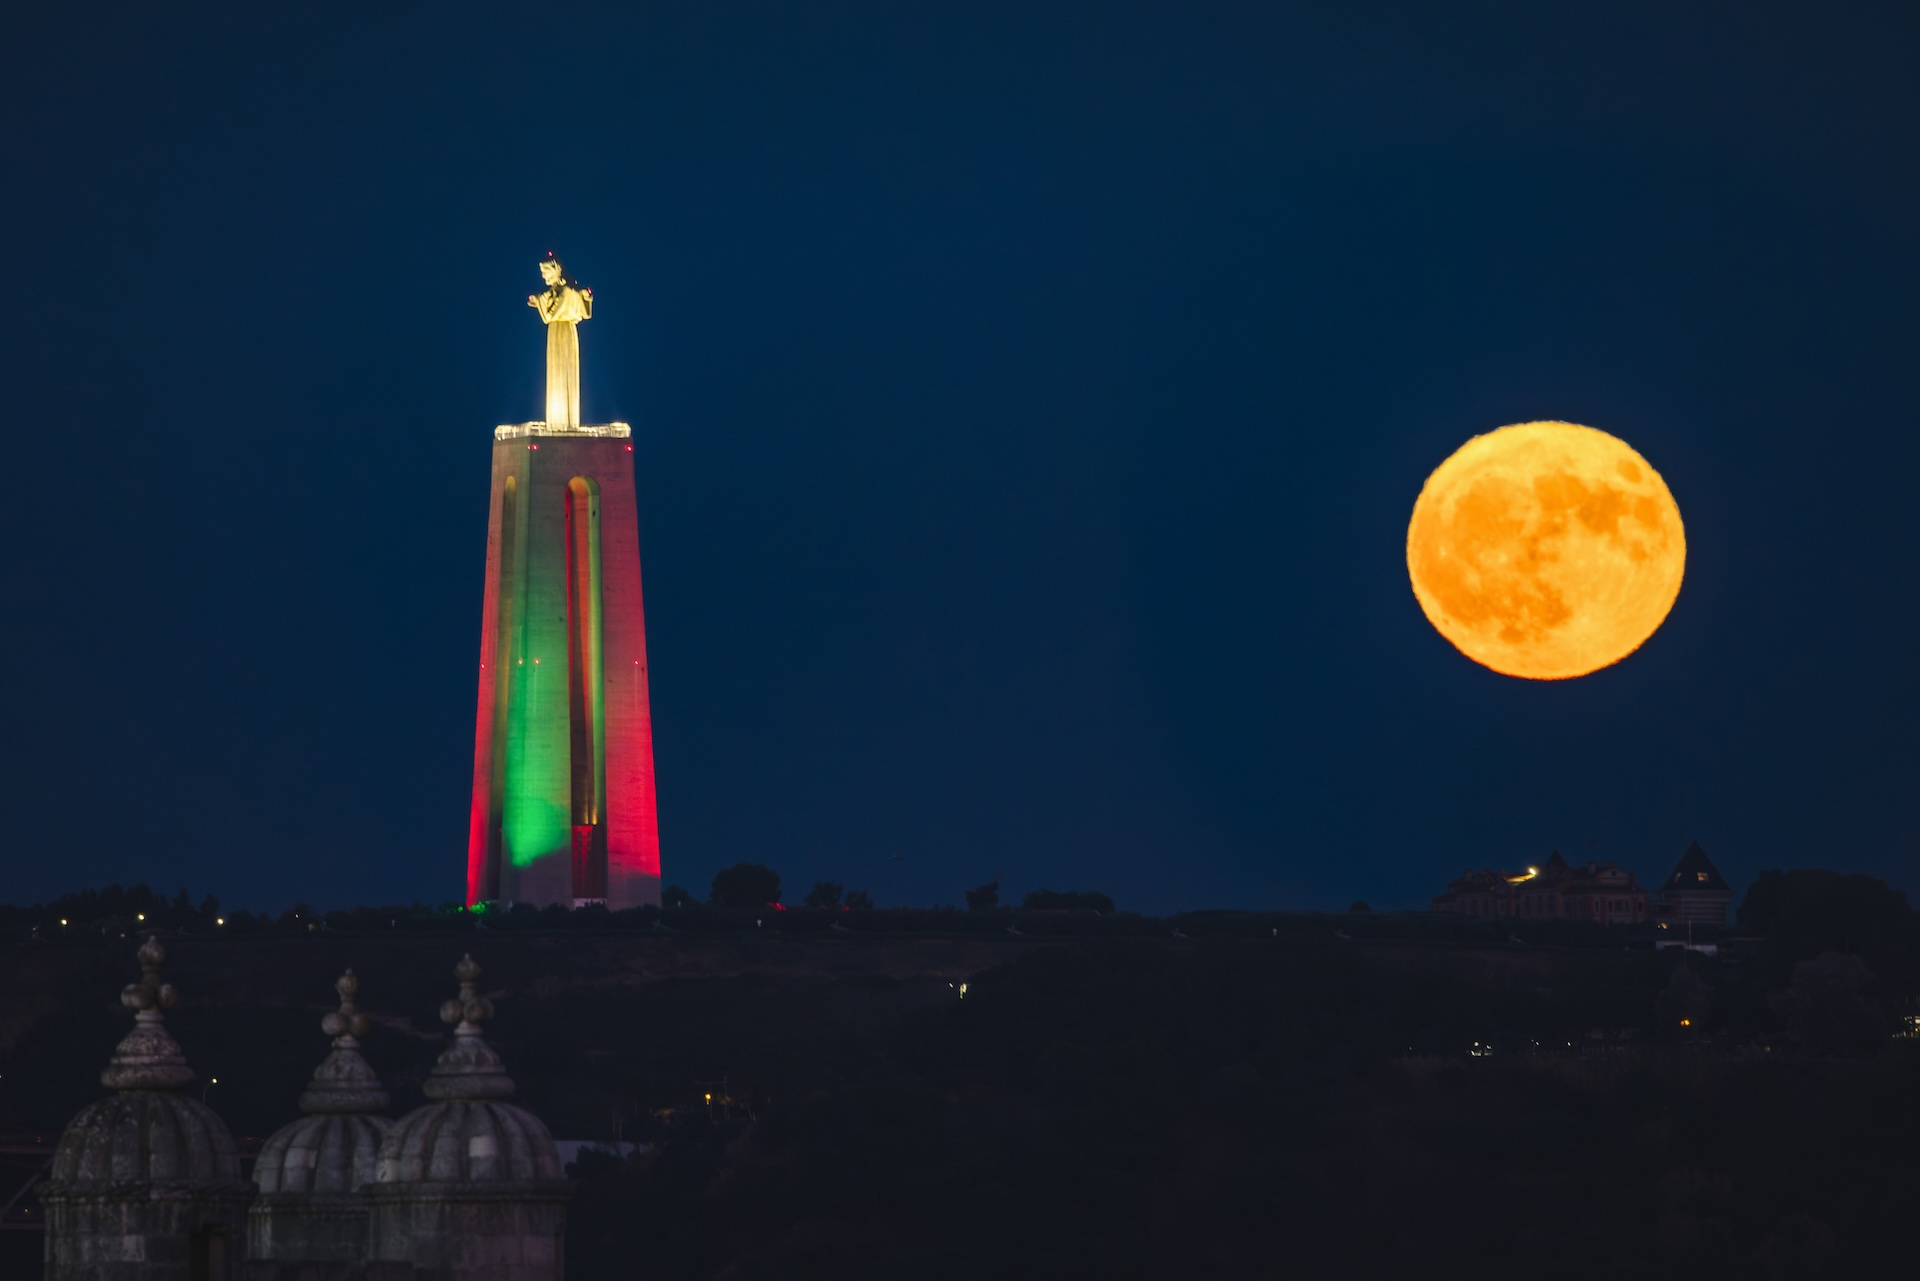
[528, 253, 593, 429]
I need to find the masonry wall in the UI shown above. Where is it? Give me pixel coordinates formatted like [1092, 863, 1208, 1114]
[365, 1187, 567, 1281]
[43, 1189, 253, 1281]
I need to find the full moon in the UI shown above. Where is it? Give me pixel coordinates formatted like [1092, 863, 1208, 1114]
[1406, 421, 1685, 680]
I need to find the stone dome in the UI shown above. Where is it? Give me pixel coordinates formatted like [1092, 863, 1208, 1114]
[377, 1099, 560, 1184]
[253, 970, 394, 1196]
[44, 935, 243, 1191]
[374, 955, 562, 1187]
[51, 1091, 240, 1186]
[256, 1113, 393, 1194]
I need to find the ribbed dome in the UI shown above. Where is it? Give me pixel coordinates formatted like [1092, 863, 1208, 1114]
[375, 954, 561, 1187]
[256, 1112, 394, 1194]
[376, 1099, 560, 1184]
[45, 936, 243, 1191]
[254, 969, 394, 1196]
[51, 1091, 240, 1186]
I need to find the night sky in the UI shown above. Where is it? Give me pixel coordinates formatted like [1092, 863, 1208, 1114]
[4, 4, 1918, 914]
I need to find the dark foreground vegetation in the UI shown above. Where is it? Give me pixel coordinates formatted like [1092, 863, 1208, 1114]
[0, 869, 1915, 1278]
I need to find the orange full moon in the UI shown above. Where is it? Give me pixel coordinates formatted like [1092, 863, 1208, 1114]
[1406, 421, 1685, 680]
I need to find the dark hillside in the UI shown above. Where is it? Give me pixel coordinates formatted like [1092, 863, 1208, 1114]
[0, 921, 1914, 1277]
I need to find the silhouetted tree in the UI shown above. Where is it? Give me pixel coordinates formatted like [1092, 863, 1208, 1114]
[1769, 952, 1886, 1053]
[965, 882, 1000, 911]
[1655, 964, 1714, 1031]
[662, 885, 694, 910]
[804, 881, 844, 909]
[1348, 900, 1372, 913]
[710, 864, 782, 910]
[844, 890, 873, 911]
[1739, 869, 1916, 960]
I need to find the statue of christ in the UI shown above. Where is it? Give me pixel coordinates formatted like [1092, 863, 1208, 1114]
[528, 253, 593, 429]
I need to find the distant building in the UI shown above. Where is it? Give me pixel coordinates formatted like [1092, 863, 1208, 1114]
[1433, 842, 1740, 930]
[1431, 852, 1651, 925]
[1658, 841, 1734, 927]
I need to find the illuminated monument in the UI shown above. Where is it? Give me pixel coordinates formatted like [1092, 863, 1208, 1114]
[466, 254, 662, 908]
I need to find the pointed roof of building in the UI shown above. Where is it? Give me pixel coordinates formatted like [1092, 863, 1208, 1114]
[1663, 841, 1731, 893]
[103, 935, 194, 1091]
[254, 970, 393, 1197]
[298, 969, 391, 1115]
[424, 953, 515, 1101]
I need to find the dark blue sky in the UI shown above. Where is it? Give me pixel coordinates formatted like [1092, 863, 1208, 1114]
[4, 3, 1917, 913]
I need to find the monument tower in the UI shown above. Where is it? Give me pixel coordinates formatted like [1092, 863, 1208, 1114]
[466, 254, 662, 908]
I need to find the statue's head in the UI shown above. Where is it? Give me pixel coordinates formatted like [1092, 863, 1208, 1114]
[539, 255, 567, 287]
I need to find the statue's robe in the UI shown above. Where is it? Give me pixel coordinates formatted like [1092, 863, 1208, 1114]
[533, 285, 592, 429]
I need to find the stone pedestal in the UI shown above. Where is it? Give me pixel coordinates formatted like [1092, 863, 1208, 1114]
[467, 423, 662, 909]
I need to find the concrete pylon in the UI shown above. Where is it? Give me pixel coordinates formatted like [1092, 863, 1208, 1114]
[466, 423, 661, 908]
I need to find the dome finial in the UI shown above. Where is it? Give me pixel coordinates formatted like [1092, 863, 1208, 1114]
[324, 969, 371, 1041]
[298, 968, 391, 1115]
[123, 934, 178, 1016]
[438, 953, 494, 1031]
[101, 935, 194, 1091]
[422, 955, 513, 1101]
